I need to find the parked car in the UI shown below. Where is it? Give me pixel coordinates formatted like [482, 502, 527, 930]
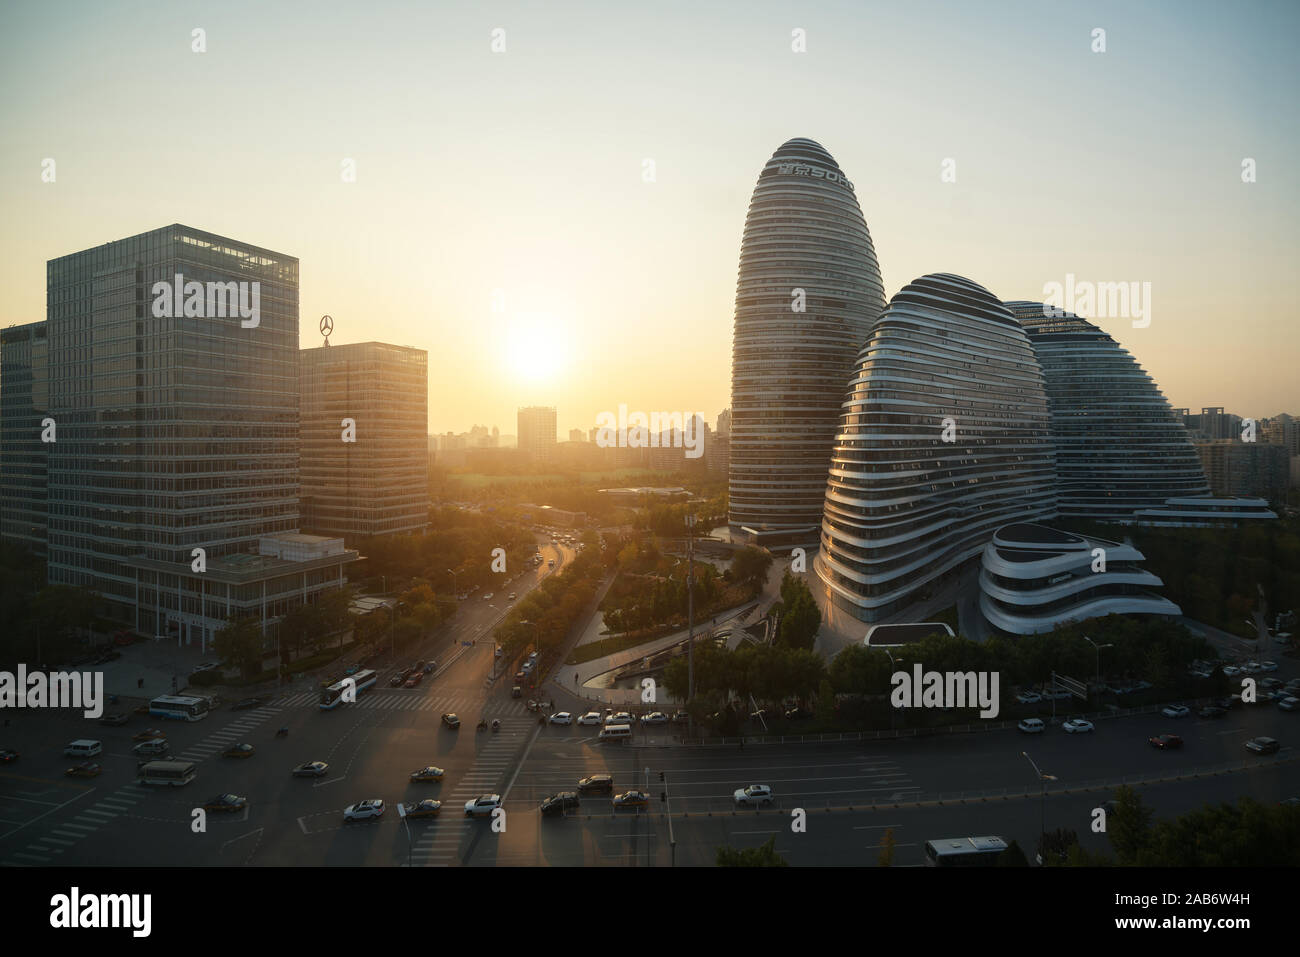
[1018, 718, 1046, 734]
[1161, 704, 1190, 719]
[343, 799, 385, 822]
[733, 785, 774, 806]
[1149, 733, 1183, 749]
[464, 794, 502, 817]
[1062, 719, 1094, 734]
[1278, 697, 1300, 712]
[1245, 736, 1280, 754]
[577, 774, 614, 795]
[540, 792, 581, 817]
[640, 712, 669, 726]
[404, 799, 442, 818]
[671, 710, 691, 724]
[606, 712, 634, 726]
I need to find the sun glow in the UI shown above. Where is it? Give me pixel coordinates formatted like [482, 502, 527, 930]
[505, 313, 571, 383]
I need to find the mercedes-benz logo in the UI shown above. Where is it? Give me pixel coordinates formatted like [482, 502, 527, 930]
[320, 315, 334, 337]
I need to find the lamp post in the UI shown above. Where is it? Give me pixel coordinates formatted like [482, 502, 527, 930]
[1022, 750, 1056, 863]
[1082, 635, 1113, 693]
[685, 512, 696, 736]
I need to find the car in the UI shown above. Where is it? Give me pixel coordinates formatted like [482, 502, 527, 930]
[410, 766, 445, 782]
[203, 793, 247, 813]
[192, 661, 220, 673]
[404, 672, 423, 688]
[292, 761, 330, 777]
[640, 711, 669, 726]
[548, 560, 555, 568]
[65, 762, 101, 778]
[1260, 677, 1284, 690]
[733, 785, 774, 806]
[343, 799, 385, 822]
[514, 671, 526, 683]
[412, 661, 426, 674]
[671, 710, 691, 725]
[613, 790, 650, 809]
[1243, 661, 1263, 674]
[1017, 718, 1045, 734]
[0, 749, 17, 764]
[1280, 797, 1300, 808]
[577, 774, 614, 795]
[494, 646, 504, 658]
[423, 660, 437, 674]
[511, 686, 522, 698]
[1278, 697, 1300, 712]
[1223, 665, 1242, 677]
[548, 712, 573, 725]
[441, 713, 460, 729]
[389, 673, 406, 687]
[1198, 705, 1228, 719]
[1015, 692, 1042, 705]
[577, 711, 602, 726]
[1161, 704, 1190, 718]
[1149, 733, 1183, 749]
[508, 593, 516, 601]
[133, 728, 166, 741]
[1245, 736, 1280, 754]
[483, 593, 494, 601]
[230, 697, 264, 711]
[1062, 719, 1094, 733]
[98, 712, 129, 726]
[222, 743, 256, 759]
[606, 712, 634, 726]
[404, 799, 442, 818]
[784, 707, 813, 721]
[540, 792, 581, 817]
[464, 794, 502, 817]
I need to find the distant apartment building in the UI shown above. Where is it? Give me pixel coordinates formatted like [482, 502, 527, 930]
[568, 428, 586, 443]
[518, 406, 557, 463]
[1262, 414, 1300, 455]
[6, 225, 357, 645]
[1194, 440, 1289, 501]
[0, 321, 49, 556]
[299, 341, 430, 544]
[1183, 406, 1241, 441]
[709, 409, 730, 478]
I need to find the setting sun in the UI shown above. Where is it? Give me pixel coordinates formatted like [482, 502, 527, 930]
[505, 312, 571, 384]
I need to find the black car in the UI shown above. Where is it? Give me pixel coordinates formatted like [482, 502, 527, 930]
[203, 793, 248, 813]
[540, 792, 581, 817]
[577, 774, 613, 795]
[511, 686, 522, 698]
[784, 707, 813, 721]
[0, 749, 17, 764]
[99, 713, 129, 726]
[1245, 736, 1280, 754]
[423, 660, 437, 674]
[1198, 705, 1228, 719]
[231, 697, 264, 711]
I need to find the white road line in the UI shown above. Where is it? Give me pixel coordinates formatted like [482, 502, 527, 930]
[58, 822, 98, 832]
[0, 786, 97, 842]
[9, 852, 50, 862]
[41, 837, 76, 847]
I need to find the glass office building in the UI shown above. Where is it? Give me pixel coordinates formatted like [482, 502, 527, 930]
[300, 341, 430, 543]
[0, 321, 50, 556]
[728, 138, 886, 546]
[817, 274, 1057, 622]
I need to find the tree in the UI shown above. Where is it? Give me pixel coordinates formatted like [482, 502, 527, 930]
[878, 828, 896, 866]
[716, 836, 788, 867]
[1107, 786, 1154, 865]
[816, 678, 836, 723]
[730, 546, 773, 592]
[1037, 827, 1080, 866]
[214, 616, 265, 677]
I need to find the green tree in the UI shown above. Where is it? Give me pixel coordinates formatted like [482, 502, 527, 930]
[214, 616, 265, 678]
[816, 678, 836, 722]
[730, 546, 773, 592]
[716, 836, 788, 867]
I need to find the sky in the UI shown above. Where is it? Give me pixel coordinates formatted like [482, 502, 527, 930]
[2, 0, 1297, 435]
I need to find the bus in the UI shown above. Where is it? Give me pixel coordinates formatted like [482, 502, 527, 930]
[320, 669, 379, 709]
[149, 694, 210, 721]
[923, 836, 1009, 866]
[137, 760, 197, 787]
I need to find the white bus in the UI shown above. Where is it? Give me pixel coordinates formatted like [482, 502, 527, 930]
[137, 760, 197, 787]
[320, 669, 379, 710]
[149, 694, 210, 721]
[923, 835, 1009, 866]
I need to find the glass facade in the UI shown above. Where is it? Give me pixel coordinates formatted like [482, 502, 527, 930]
[0, 322, 50, 555]
[728, 138, 886, 544]
[299, 341, 430, 543]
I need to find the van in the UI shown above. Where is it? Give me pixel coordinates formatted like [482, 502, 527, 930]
[133, 739, 170, 757]
[64, 739, 103, 758]
[598, 723, 633, 741]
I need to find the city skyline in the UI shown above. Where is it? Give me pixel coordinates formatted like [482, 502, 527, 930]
[2, 0, 1298, 436]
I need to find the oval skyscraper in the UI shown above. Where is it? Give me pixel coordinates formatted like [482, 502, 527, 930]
[728, 138, 886, 546]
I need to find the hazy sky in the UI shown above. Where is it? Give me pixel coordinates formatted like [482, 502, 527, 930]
[2, 0, 1297, 435]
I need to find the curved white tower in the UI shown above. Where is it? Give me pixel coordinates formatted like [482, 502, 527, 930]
[816, 274, 1057, 622]
[728, 138, 886, 546]
[1006, 302, 1211, 518]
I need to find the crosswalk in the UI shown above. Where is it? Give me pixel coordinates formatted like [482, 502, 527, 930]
[173, 706, 283, 762]
[270, 690, 537, 717]
[406, 717, 535, 866]
[2, 780, 154, 867]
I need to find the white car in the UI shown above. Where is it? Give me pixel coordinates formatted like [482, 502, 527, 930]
[464, 794, 502, 817]
[1015, 692, 1042, 705]
[484, 593, 494, 601]
[548, 712, 572, 725]
[733, 785, 774, 806]
[1018, 718, 1046, 734]
[343, 799, 384, 822]
[639, 712, 668, 725]
[1162, 704, 1190, 719]
[1259, 661, 1278, 672]
[1062, 719, 1094, 733]
[1223, 665, 1242, 677]
[577, 711, 602, 726]
[508, 593, 517, 601]
[1243, 661, 1263, 674]
[605, 712, 634, 725]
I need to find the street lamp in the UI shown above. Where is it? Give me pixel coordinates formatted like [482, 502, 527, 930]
[1022, 751, 1057, 863]
[1082, 636, 1113, 693]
